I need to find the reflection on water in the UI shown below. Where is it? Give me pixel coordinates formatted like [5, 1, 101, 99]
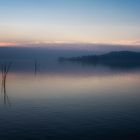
[0, 59, 140, 140]
[34, 59, 40, 76]
[1, 62, 12, 106]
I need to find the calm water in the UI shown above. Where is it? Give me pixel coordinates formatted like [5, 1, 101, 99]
[0, 59, 140, 140]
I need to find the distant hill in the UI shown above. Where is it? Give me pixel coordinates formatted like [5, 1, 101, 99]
[59, 51, 140, 68]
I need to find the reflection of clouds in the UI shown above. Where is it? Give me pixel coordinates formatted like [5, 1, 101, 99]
[7, 67, 140, 100]
[5, 61, 140, 81]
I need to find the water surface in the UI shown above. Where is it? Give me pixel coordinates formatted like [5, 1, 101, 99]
[0, 59, 140, 140]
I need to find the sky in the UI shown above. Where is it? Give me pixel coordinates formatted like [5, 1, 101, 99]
[0, 0, 140, 47]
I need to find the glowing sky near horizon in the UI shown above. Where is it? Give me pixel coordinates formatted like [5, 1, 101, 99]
[0, 0, 140, 46]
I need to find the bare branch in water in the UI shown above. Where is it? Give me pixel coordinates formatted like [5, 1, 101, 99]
[1, 61, 12, 107]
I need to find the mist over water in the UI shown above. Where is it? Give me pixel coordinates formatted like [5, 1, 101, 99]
[0, 44, 140, 60]
[0, 47, 140, 140]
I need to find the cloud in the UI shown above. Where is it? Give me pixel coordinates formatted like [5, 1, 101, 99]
[114, 39, 140, 45]
[0, 42, 18, 46]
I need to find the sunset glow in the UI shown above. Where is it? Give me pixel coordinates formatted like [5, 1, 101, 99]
[0, 0, 139, 47]
[0, 42, 17, 46]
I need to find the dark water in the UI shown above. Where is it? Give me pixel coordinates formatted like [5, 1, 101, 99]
[0, 59, 140, 140]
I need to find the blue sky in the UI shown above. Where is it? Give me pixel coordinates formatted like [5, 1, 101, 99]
[0, 0, 140, 46]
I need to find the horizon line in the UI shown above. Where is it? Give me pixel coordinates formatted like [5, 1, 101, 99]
[0, 41, 140, 47]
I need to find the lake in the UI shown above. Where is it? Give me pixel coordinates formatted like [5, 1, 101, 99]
[0, 58, 140, 140]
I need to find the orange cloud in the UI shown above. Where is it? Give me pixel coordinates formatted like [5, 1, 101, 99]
[113, 39, 140, 46]
[0, 42, 17, 46]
